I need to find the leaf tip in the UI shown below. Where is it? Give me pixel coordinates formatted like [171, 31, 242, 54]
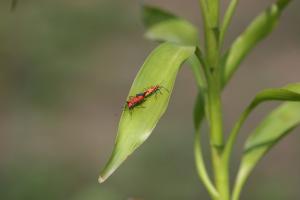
[98, 163, 117, 184]
[98, 175, 105, 184]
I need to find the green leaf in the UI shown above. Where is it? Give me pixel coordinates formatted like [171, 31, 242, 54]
[222, 0, 291, 86]
[229, 83, 300, 200]
[232, 102, 300, 200]
[245, 103, 300, 158]
[250, 82, 300, 108]
[145, 19, 200, 46]
[225, 83, 300, 161]
[142, 5, 200, 46]
[99, 43, 195, 183]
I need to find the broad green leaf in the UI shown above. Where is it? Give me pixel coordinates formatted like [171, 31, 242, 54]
[222, 0, 291, 86]
[145, 19, 200, 46]
[232, 102, 300, 200]
[99, 42, 195, 183]
[142, 7, 210, 193]
[142, 5, 200, 46]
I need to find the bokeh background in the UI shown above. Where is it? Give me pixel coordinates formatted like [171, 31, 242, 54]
[0, 0, 300, 199]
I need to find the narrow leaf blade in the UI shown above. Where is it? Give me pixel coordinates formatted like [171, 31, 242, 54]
[232, 83, 300, 199]
[225, 83, 300, 161]
[245, 103, 300, 157]
[99, 43, 195, 182]
[252, 83, 300, 106]
[222, 0, 291, 86]
[242, 83, 300, 174]
[235, 102, 300, 191]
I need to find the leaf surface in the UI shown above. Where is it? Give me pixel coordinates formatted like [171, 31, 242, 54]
[142, 5, 200, 46]
[231, 83, 300, 199]
[222, 0, 291, 86]
[233, 102, 300, 199]
[250, 82, 300, 108]
[99, 43, 195, 182]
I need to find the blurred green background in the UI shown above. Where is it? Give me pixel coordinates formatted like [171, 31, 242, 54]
[0, 0, 300, 199]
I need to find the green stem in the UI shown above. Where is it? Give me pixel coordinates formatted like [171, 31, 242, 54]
[199, 0, 219, 71]
[202, 0, 222, 145]
[207, 75, 223, 147]
[199, 1, 231, 199]
[190, 49, 221, 198]
[207, 76, 230, 200]
[190, 49, 220, 198]
[205, 40, 229, 200]
[211, 149, 230, 200]
[194, 127, 220, 199]
[199, 0, 209, 28]
[223, 102, 258, 166]
[220, 0, 240, 47]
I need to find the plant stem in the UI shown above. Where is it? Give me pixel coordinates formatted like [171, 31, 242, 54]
[199, 1, 231, 199]
[194, 127, 220, 199]
[199, 0, 209, 28]
[220, 0, 240, 48]
[199, 0, 219, 71]
[190, 48, 220, 198]
[207, 74, 223, 146]
[207, 76, 230, 200]
[200, 0, 222, 145]
[211, 150, 230, 200]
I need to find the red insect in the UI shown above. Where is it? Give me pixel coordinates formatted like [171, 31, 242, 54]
[126, 93, 145, 110]
[124, 85, 168, 112]
[144, 85, 168, 98]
